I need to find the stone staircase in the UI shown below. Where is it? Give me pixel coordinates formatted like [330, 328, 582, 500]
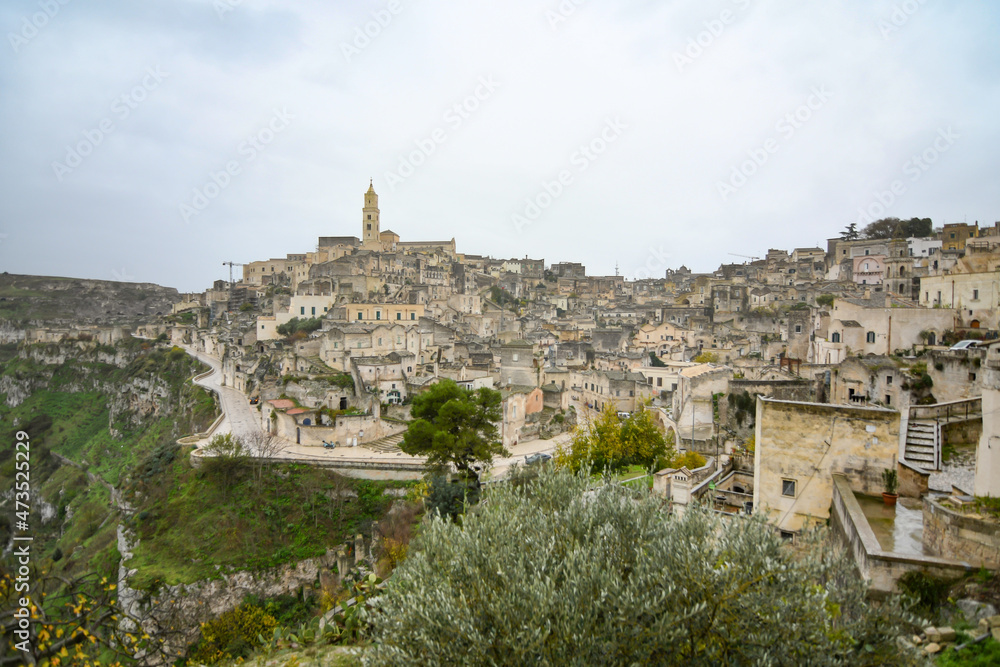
[904, 420, 938, 471]
[365, 432, 406, 453]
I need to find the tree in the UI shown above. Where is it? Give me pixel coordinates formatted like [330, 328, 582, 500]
[275, 317, 323, 338]
[648, 351, 666, 367]
[863, 217, 903, 239]
[399, 380, 506, 489]
[0, 568, 165, 666]
[557, 405, 672, 473]
[840, 223, 860, 240]
[816, 294, 835, 307]
[902, 217, 933, 238]
[367, 470, 921, 665]
[693, 351, 719, 363]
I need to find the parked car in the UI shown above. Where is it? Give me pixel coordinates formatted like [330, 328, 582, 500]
[950, 340, 981, 350]
[249, 396, 260, 405]
[525, 452, 552, 466]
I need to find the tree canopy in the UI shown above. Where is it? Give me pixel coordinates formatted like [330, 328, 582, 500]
[275, 317, 323, 337]
[861, 217, 934, 240]
[399, 380, 506, 486]
[367, 470, 921, 666]
[557, 405, 673, 473]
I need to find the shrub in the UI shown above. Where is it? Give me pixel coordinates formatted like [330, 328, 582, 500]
[187, 603, 277, 663]
[897, 571, 951, 613]
[367, 470, 921, 665]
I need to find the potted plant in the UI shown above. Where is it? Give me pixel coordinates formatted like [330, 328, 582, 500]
[882, 467, 899, 506]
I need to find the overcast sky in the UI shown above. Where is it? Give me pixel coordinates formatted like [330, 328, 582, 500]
[1, 0, 998, 292]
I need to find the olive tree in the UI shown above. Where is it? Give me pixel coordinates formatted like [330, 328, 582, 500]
[367, 470, 921, 666]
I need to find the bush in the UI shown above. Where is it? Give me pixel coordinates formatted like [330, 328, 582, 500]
[557, 405, 671, 474]
[187, 603, 277, 663]
[367, 470, 921, 665]
[424, 475, 472, 521]
[897, 571, 951, 613]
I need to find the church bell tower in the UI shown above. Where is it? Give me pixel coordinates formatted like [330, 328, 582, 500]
[362, 179, 380, 249]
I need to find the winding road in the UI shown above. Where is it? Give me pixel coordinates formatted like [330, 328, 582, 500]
[184, 346, 263, 442]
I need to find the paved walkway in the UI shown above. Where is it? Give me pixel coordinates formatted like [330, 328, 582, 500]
[184, 346, 263, 443]
[179, 345, 568, 478]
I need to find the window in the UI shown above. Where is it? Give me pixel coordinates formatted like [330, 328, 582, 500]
[376, 311, 381, 320]
[866, 332, 876, 344]
[411, 313, 416, 320]
[396, 312, 401, 320]
[657, 377, 663, 387]
[782, 479, 796, 497]
[357, 312, 363, 320]
[971, 373, 978, 382]
[368, 214, 371, 220]
[865, 249, 870, 255]
[300, 307, 305, 315]
[973, 289, 980, 300]
[885, 394, 891, 405]
[886, 376, 893, 385]
[311, 307, 316, 315]
[794, 325, 802, 333]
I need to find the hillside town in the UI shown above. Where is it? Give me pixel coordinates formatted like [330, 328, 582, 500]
[10, 183, 1000, 659]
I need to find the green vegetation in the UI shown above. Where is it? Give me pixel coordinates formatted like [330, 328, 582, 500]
[187, 601, 279, 664]
[693, 351, 719, 363]
[126, 448, 394, 590]
[648, 351, 666, 367]
[276, 316, 323, 338]
[936, 637, 1000, 666]
[367, 469, 922, 665]
[817, 294, 836, 307]
[400, 379, 506, 490]
[557, 405, 673, 474]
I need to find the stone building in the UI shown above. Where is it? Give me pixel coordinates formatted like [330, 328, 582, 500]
[754, 398, 899, 534]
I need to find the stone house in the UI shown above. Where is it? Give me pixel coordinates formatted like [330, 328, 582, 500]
[754, 398, 899, 534]
[500, 339, 539, 387]
[830, 356, 905, 409]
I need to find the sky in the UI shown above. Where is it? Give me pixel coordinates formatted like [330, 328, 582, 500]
[1, 0, 998, 292]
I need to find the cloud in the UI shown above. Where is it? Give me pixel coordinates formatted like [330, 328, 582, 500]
[1, 0, 998, 290]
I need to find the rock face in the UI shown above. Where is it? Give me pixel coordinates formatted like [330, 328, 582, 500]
[0, 273, 180, 326]
[117, 526, 337, 662]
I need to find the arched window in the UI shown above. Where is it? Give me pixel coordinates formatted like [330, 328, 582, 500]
[866, 331, 876, 344]
[831, 332, 841, 343]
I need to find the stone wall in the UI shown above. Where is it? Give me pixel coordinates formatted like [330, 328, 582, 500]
[830, 475, 973, 595]
[923, 498, 1000, 569]
[754, 398, 900, 532]
[117, 526, 343, 662]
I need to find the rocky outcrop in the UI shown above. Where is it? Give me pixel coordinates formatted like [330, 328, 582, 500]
[117, 526, 338, 662]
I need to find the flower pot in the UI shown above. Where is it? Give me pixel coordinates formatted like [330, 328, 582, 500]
[882, 492, 898, 506]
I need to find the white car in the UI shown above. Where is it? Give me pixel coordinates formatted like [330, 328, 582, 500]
[950, 340, 980, 350]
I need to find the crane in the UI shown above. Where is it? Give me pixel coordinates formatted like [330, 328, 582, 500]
[222, 261, 245, 311]
[728, 253, 760, 262]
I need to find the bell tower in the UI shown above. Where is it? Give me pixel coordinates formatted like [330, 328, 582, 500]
[362, 179, 380, 249]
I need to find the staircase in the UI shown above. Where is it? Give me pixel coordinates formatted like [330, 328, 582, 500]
[365, 432, 406, 453]
[904, 420, 939, 471]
